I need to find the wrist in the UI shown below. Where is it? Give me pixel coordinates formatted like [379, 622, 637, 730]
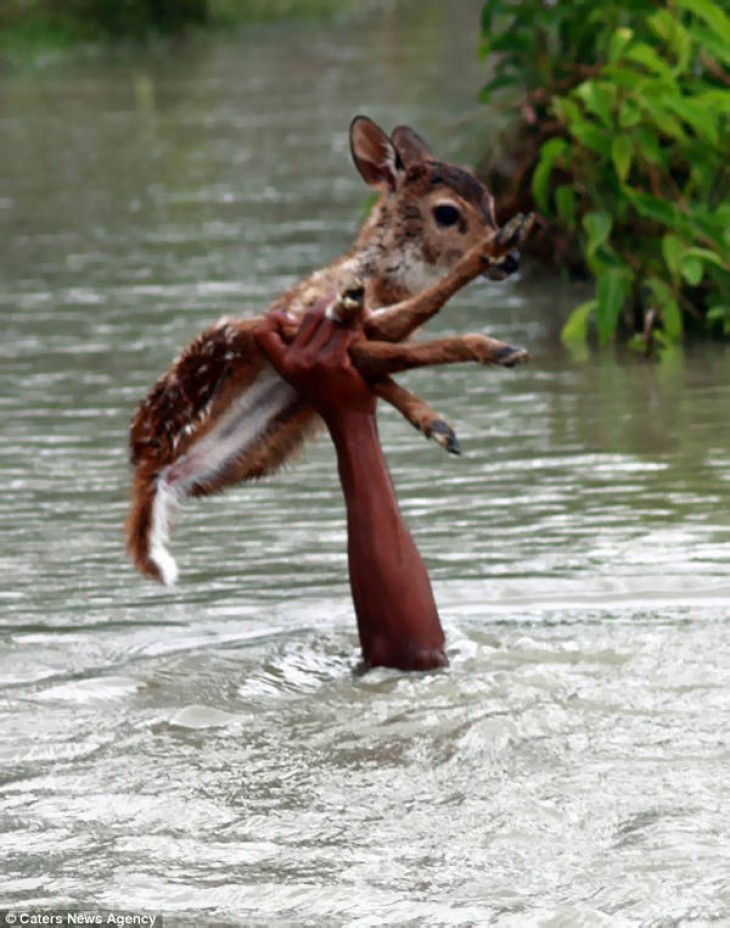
[323, 407, 378, 448]
[325, 409, 390, 498]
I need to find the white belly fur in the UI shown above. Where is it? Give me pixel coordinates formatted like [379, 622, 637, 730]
[149, 367, 297, 585]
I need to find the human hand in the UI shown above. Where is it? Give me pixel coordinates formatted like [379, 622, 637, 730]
[254, 296, 376, 424]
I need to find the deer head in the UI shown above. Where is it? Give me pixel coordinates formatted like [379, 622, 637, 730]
[350, 116, 518, 294]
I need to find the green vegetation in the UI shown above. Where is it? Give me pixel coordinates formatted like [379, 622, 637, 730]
[480, 0, 730, 353]
[0, 0, 343, 52]
[0, 0, 207, 46]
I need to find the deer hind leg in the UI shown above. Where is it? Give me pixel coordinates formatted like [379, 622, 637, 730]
[364, 212, 534, 343]
[373, 376, 460, 455]
[352, 334, 530, 379]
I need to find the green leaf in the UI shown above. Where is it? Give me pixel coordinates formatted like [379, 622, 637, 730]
[608, 27, 633, 64]
[665, 96, 719, 145]
[554, 183, 576, 228]
[490, 31, 535, 54]
[596, 267, 631, 344]
[481, 0, 507, 34]
[674, 0, 730, 48]
[646, 275, 670, 301]
[684, 247, 728, 269]
[575, 80, 616, 125]
[553, 97, 582, 128]
[619, 98, 642, 129]
[611, 135, 632, 183]
[647, 276, 682, 340]
[627, 333, 646, 354]
[653, 329, 683, 360]
[625, 189, 677, 227]
[661, 299, 683, 341]
[532, 137, 568, 213]
[569, 122, 608, 154]
[696, 89, 730, 114]
[691, 24, 730, 67]
[625, 42, 675, 81]
[583, 212, 613, 259]
[648, 10, 691, 70]
[680, 255, 704, 286]
[632, 125, 665, 166]
[561, 299, 596, 344]
[639, 96, 685, 140]
[706, 305, 730, 334]
[606, 64, 648, 90]
[662, 234, 685, 277]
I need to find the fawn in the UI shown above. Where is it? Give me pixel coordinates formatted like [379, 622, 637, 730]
[127, 116, 534, 585]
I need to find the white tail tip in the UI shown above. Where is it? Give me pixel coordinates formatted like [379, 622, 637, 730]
[150, 477, 181, 586]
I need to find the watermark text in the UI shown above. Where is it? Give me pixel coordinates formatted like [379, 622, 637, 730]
[2, 912, 162, 927]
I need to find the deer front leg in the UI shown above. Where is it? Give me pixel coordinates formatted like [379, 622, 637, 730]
[373, 376, 460, 455]
[364, 213, 534, 343]
[352, 333, 530, 378]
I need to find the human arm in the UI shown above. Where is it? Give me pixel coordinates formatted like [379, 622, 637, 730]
[255, 300, 447, 671]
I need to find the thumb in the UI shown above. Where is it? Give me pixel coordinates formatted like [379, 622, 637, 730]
[254, 314, 289, 369]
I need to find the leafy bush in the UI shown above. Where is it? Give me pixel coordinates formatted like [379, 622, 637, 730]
[480, 0, 730, 351]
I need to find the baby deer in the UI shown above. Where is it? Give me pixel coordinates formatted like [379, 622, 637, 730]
[127, 116, 534, 585]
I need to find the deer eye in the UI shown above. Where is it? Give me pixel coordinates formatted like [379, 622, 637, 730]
[432, 204, 461, 228]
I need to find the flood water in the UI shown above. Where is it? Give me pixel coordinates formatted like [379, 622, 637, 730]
[1, 3, 729, 925]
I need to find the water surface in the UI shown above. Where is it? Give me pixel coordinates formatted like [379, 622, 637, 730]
[1, 4, 729, 925]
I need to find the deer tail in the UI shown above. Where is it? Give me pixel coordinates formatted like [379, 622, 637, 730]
[125, 465, 181, 586]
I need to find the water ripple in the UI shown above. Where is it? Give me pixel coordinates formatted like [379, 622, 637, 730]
[1, 5, 729, 924]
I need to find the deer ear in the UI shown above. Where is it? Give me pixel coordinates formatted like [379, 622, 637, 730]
[350, 116, 401, 191]
[391, 125, 433, 167]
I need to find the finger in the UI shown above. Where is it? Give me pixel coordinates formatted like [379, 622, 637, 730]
[341, 328, 369, 373]
[291, 297, 332, 349]
[306, 312, 345, 355]
[308, 292, 366, 354]
[313, 329, 367, 386]
[254, 318, 289, 368]
[314, 323, 355, 359]
[302, 290, 358, 355]
[254, 312, 279, 336]
[267, 309, 298, 342]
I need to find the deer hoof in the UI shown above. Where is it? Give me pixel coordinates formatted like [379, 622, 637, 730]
[486, 250, 520, 281]
[495, 345, 531, 368]
[331, 278, 366, 324]
[495, 212, 534, 249]
[428, 420, 461, 455]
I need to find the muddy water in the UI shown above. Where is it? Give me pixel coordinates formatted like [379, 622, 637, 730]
[1, 3, 729, 925]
